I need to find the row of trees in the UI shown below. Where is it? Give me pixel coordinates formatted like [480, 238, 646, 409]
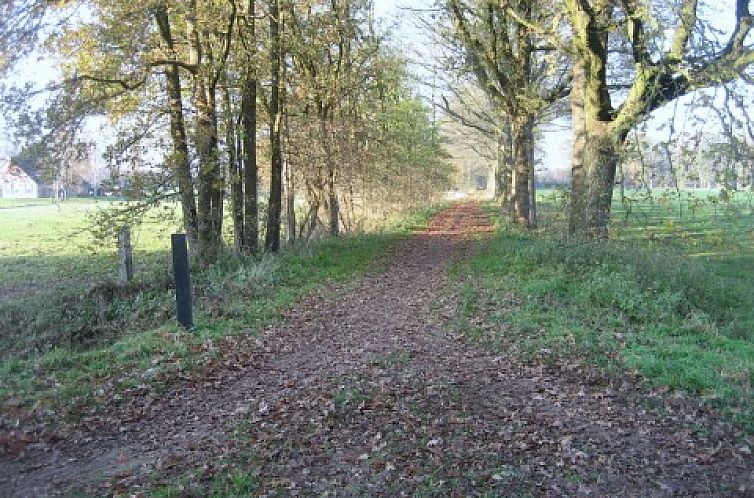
[0, 0, 451, 263]
[2, 0, 752, 246]
[438, 0, 754, 235]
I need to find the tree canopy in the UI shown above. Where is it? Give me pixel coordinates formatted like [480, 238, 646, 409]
[0, 0, 453, 264]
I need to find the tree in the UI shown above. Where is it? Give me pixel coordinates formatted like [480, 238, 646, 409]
[565, 0, 754, 235]
[0, 0, 451, 259]
[442, 0, 570, 227]
[286, 0, 375, 238]
[154, 2, 199, 247]
[264, 0, 283, 252]
[709, 84, 754, 190]
[439, 85, 499, 194]
[240, 0, 260, 254]
[1, 1, 243, 262]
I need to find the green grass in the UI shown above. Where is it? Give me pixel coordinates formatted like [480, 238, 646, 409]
[147, 449, 289, 498]
[455, 192, 754, 432]
[149, 463, 269, 498]
[538, 187, 754, 251]
[0, 199, 182, 286]
[0, 198, 58, 208]
[0, 202, 441, 419]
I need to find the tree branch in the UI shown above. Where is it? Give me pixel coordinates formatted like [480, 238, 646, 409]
[73, 73, 145, 91]
[668, 0, 698, 62]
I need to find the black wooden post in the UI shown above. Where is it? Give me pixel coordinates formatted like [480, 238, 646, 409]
[171, 233, 194, 329]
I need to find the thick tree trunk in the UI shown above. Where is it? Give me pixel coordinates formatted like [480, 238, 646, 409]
[568, 63, 625, 237]
[569, 63, 589, 234]
[585, 122, 621, 235]
[502, 121, 516, 212]
[153, 6, 198, 250]
[503, 168, 513, 206]
[566, 1, 628, 237]
[495, 126, 511, 203]
[264, 0, 283, 252]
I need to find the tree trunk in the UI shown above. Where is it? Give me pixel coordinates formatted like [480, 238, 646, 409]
[223, 84, 244, 254]
[241, 75, 258, 253]
[209, 85, 225, 243]
[194, 79, 223, 260]
[511, 115, 531, 227]
[327, 165, 340, 237]
[264, 0, 283, 252]
[241, 0, 259, 254]
[584, 121, 621, 235]
[526, 119, 536, 227]
[303, 191, 321, 240]
[153, 6, 198, 250]
[282, 105, 296, 243]
[317, 107, 340, 238]
[285, 157, 296, 243]
[494, 159, 505, 200]
[495, 126, 511, 203]
[568, 62, 624, 236]
[569, 62, 588, 234]
[502, 121, 516, 211]
[187, 0, 223, 261]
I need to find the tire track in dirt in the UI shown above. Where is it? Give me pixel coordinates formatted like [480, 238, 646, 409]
[1, 202, 751, 496]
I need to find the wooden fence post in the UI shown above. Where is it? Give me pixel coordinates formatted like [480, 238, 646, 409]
[118, 226, 133, 282]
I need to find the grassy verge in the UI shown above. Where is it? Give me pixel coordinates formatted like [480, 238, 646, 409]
[0, 204, 442, 420]
[451, 213, 754, 432]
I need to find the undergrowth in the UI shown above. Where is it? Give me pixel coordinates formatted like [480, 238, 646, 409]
[452, 227, 754, 432]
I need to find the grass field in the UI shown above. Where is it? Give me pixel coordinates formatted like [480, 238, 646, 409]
[454, 188, 754, 431]
[0, 199, 442, 419]
[0, 199, 182, 288]
[538, 187, 754, 249]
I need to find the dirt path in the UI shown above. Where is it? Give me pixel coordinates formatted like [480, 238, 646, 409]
[1, 202, 752, 496]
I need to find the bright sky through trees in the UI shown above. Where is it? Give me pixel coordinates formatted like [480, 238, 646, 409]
[0, 0, 747, 173]
[373, 0, 747, 174]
